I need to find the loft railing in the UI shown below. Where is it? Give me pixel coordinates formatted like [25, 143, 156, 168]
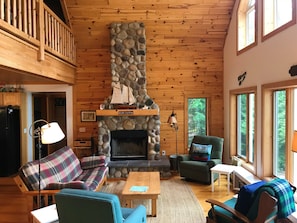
[0, 0, 76, 65]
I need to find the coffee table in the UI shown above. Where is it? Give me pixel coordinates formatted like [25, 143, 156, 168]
[121, 171, 160, 217]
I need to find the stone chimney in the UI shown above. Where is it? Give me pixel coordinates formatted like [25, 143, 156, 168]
[97, 22, 160, 161]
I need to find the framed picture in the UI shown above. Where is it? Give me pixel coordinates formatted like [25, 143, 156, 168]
[81, 110, 96, 122]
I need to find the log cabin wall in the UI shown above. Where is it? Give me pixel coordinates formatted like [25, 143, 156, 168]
[67, 0, 234, 155]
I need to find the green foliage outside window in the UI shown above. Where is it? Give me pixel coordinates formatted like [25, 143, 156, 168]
[273, 90, 286, 178]
[187, 98, 207, 148]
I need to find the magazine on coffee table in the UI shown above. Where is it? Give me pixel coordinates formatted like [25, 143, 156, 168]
[129, 186, 148, 192]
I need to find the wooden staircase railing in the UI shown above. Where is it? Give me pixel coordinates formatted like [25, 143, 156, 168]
[0, 0, 76, 65]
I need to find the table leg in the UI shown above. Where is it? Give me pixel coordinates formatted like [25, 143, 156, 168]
[151, 198, 157, 217]
[218, 173, 221, 186]
[227, 173, 230, 194]
[211, 171, 214, 192]
[123, 199, 132, 208]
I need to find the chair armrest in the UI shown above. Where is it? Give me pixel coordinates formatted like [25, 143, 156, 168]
[207, 159, 222, 167]
[123, 205, 147, 223]
[206, 199, 250, 223]
[80, 155, 106, 169]
[177, 154, 190, 162]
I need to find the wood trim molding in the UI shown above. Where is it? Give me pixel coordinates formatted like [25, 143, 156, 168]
[96, 109, 159, 117]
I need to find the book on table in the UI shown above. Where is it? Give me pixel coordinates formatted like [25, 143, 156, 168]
[129, 186, 149, 192]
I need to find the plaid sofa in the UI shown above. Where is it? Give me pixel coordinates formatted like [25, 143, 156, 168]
[19, 146, 108, 191]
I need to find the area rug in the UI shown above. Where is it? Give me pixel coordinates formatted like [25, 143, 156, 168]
[101, 178, 206, 223]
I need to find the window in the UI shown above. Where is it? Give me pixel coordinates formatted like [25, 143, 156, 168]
[187, 98, 208, 148]
[262, 80, 297, 182]
[273, 90, 286, 178]
[230, 87, 257, 172]
[262, 0, 296, 40]
[237, 0, 257, 53]
[236, 93, 255, 163]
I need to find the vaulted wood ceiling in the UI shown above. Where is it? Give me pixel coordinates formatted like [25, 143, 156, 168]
[65, 0, 235, 49]
[0, 0, 235, 84]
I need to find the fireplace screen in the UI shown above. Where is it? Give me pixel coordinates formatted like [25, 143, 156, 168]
[110, 130, 148, 161]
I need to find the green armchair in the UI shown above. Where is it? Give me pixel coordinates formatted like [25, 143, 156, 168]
[177, 135, 224, 184]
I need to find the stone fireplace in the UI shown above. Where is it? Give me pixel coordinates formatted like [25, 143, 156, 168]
[96, 22, 170, 178]
[97, 22, 161, 162]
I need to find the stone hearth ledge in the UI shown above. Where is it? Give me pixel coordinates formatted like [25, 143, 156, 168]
[107, 156, 171, 179]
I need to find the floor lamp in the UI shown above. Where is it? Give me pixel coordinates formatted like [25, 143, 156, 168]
[29, 119, 65, 208]
[168, 111, 178, 170]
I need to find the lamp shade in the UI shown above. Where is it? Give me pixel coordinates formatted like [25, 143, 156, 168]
[292, 131, 297, 153]
[41, 122, 65, 144]
[168, 115, 177, 125]
[167, 112, 177, 125]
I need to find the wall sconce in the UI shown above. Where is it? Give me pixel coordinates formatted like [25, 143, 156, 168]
[238, 72, 247, 86]
[167, 111, 178, 155]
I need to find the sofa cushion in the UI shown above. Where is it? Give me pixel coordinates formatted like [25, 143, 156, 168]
[80, 155, 106, 169]
[190, 143, 212, 161]
[20, 146, 83, 190]
[75, 166, 108, 191]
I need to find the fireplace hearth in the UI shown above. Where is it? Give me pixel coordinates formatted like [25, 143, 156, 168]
[110, 130, 148, 161]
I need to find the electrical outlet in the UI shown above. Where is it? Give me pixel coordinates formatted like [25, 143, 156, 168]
[162, 150, 166, 156]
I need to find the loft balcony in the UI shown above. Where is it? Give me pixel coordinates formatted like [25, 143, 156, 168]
[0, 0, 76, 84]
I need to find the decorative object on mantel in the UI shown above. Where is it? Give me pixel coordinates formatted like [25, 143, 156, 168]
[110, 82, 136, 106]
[29, 120, 65, 208]
[292, 130, 297, 152]
[238, 71, 247, 85]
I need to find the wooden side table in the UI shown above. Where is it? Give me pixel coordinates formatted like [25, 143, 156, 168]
[31, 204, 59, 223]
[210, 164, 237, 194]
[73, 140, 92, 159]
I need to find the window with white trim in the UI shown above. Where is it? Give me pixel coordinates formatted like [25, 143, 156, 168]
[237, 0, 257, 52]
[263, 0, 296, 39]
[236, 93, 255, 163]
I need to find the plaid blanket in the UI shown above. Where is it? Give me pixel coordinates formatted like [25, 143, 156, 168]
[262, 178, 296, 218]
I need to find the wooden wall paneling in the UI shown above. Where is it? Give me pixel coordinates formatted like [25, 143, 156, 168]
[66, 0, 233, 154]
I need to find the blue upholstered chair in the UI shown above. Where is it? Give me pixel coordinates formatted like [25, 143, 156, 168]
[55, 188, 147, 223]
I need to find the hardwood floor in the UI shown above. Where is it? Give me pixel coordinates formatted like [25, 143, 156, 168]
[0, 174, 234, 223]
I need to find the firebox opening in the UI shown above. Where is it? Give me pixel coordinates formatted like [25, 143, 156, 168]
[110, 130, 148, 161]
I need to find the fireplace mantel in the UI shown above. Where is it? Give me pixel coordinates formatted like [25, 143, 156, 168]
[96, 109, 159, 117]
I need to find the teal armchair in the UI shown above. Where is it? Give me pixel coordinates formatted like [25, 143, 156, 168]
[178, 135, 224, 184]
[55, 188, 147, 223]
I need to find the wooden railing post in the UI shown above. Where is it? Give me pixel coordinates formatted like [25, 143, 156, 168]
[37, 0, 45, 61]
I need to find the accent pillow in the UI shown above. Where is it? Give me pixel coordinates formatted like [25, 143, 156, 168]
[80, 155, 106, 169]
[190, 143, 212, 161]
